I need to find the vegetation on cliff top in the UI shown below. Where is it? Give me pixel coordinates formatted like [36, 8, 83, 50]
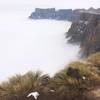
[0, 52, 100, 100]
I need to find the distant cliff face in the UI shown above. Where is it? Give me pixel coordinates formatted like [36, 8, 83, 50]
[67, 12, 100, 57]
[29, 8, 81, 21]
[29, 8, 100, 22]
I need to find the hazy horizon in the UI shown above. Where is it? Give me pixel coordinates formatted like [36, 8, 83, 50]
[0, 0, 100, 12]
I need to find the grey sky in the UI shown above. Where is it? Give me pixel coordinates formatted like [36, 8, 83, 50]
[0, 0, 100, 11]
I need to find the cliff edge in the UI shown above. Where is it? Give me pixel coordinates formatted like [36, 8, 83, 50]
[67, 12, 100, 57]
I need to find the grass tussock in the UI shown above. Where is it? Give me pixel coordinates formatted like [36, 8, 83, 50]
[0, 52, 100, 100]
[87, 52, 100, 70]
[1, 71, 50, 94]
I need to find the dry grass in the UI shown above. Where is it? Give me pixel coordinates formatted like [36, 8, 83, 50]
[0, 52, 100, 100]
[87, 52, 100, 70]
[1, 71, 50, 94]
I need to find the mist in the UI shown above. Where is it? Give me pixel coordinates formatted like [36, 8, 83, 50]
[0, 0, 98, 81]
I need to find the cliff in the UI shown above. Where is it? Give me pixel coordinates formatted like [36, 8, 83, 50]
[29, 8, 100, 22]
[29, 8, 82, 21]
[67, 12, 100, 57]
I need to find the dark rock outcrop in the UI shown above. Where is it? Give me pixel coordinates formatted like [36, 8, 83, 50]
[67, 12, 100, 57]
[67, 67, 83, 80]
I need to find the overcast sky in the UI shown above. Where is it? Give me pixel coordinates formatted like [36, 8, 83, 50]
[0, 0, 100, 11]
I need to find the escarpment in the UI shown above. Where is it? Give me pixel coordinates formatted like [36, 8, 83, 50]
[67, 12, 100, 57]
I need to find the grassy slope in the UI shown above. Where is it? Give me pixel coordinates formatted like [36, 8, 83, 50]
[0, 52, 100, 100]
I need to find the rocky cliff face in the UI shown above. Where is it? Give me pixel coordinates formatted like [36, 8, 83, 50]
[29, 8, 73, 21]
[29, 8, 82, 21]
[67, 12, 100, 57]
[29, 8, 100, 22]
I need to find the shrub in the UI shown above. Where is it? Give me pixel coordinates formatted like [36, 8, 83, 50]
[1, 71, 50, 94]
[67, 61, 100, 87]
[51, 60, 100, 100]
